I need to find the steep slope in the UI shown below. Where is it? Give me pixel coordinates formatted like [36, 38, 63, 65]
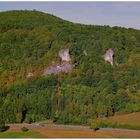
[108, 111, 140, 126]
[0, 10, 140, 124]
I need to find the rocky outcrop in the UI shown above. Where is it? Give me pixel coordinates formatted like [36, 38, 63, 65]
[26, 72, 34, 78]
[104, 49, 115, 66]
[43, 61, 58, 75]
[58, 61, 73, 73]
[27, 49, 73, 77]
[43, 49, 73, 75]
[59, 49, 71, 62]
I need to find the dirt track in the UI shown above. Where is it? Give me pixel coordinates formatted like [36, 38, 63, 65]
[6, 123, 140, 138]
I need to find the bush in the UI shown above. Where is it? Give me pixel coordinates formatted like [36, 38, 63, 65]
[21, 127, 29, 132]
[90, 120, 100, 131]
[24, 115, 32, 124]
[0, 111, 6, 132]
[16, 113, 23, 123]
[0, 123, 6, 132]
[24, 114, 46, 123]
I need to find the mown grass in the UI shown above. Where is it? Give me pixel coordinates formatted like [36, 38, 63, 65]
[0, 132, 47, 138]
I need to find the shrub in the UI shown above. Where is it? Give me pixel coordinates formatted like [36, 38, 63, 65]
[0, 120, 6, 132]
[0, 124, 6, 132]
[90, 120, 100, 131]
[16, 113, 23, 123]
[24, 114, 46, 123]
[24, 115, 32, 124]
[21, 127, 29, 132]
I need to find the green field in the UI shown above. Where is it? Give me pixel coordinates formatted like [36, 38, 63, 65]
[0, 132, 46, 138]
[108, 111, 140, 126]
[90, 111, 140, 130]
[106, 112, 140, 130]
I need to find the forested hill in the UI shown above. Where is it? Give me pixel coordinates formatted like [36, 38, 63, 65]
[0, 10, 140, 124]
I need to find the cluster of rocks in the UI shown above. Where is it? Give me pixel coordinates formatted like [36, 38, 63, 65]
[43, 49, 73, 75]
[27, 49, 74, 78]
[27, 48, 116, 78]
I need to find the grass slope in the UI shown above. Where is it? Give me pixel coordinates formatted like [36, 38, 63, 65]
[109, 111, 140, 126]
[0, 132, 46, 138]
[91, 111, 140, 130]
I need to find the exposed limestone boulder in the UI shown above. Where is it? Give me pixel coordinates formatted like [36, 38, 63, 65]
[43, 61, 73, 75]
[43, 49, 73, 75]
[104, 49, 115, 66]
[43, 61, 58, 75]
[58, 61, 73, 73]
[59, 49, 71, 62]
[26, 72, 34, 78]
[27, 49, 73, 77]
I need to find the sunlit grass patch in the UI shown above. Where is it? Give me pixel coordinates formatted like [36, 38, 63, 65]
[0, 131, 47, 138]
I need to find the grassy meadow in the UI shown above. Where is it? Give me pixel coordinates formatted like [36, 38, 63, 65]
[0, 132, 46, 138]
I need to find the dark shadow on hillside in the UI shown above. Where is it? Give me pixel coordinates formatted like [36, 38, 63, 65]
[0, 126, 10, 132]
[21, 110, 27, 123]
[5, 126, 10, 131]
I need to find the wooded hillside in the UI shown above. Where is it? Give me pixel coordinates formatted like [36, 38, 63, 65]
[0, 10, 140, 124]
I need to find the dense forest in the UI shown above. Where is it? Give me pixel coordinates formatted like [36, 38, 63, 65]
[0, 10, 140, 125]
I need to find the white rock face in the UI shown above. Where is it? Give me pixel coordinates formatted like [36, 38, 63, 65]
[43, 49, 73, 75]
[27, 72, 34, 78]
[104, 49, 114, 66]
[43, 61, 58, 75]
[27, 49, 73, 77]
[59, 49, 71, 62]
[43, 62, 73, 75]
[58, 62, 73, 73]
